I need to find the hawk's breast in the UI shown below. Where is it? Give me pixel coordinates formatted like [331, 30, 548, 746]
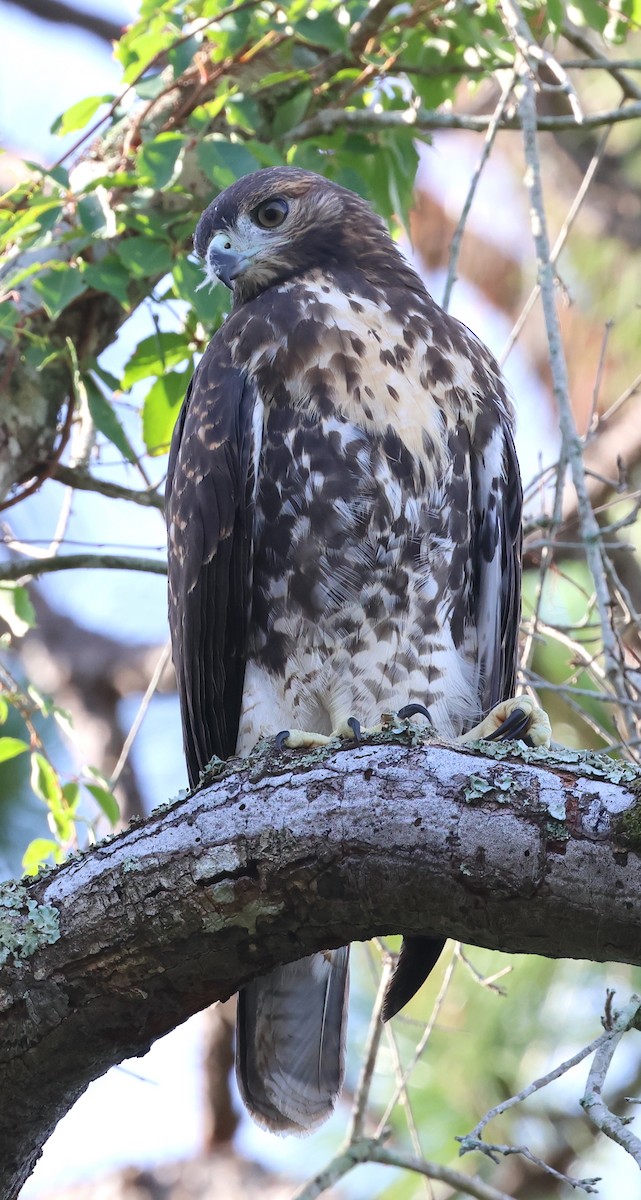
[230, 272, 507, 751]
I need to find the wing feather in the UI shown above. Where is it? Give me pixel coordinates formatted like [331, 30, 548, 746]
[166, 334, 258, 785]
[472, 416, 522, 714]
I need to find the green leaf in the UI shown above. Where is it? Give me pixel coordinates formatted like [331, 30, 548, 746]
[134, 73, 166, 100]
[270, 89, 312, 138]
[85, 375, 138, 465]
[0, 737, 29, 764]
[123, 331, 192, 387]
[62, 782, 81, 812]
[0, 202, 64, 253]
[0, 300, 19, 335]
[77, 188, 117, 238]
[116, 237, 173, 280]
[137, 133, 185, 189]
[82, 256, 131, 306]
[51, 94, 113, 136]
[566, 0, 608, 32]
[22, 838, 64, 876]
[0, 583, 36, 638]
[172, 254, 229, 324]
[142, 368, 191, 455]
[32, 263, 87, 320]
[86, 783, 120, 826]
[30, 752, 63, 807]
[0, 696, 8, 724]
[196, 138, 260, 189]
[295, 12, 347, 50]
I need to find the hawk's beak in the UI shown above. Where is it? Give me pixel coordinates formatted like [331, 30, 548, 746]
[207, 230, 246, 289]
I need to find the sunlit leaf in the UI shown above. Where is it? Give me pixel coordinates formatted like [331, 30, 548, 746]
[86, 783, 120, 826]
[32, 263, 87, 320]
[142, 367, 192, 455]
[82, 256, 132, 306]
[51, 94, 113, 137]
[77, 188, 117, 238]
[0, 300, 19, 335]
[22, 838, 64, 876]
[0, 584, 36, 638]
[116, 236, 173, 279]
[30, 752, 63, 807]
[172, 254, 229, 324]
[137, 133, 185, 189]
[196, 138, 260, 188]
[85, 374, 139, 465]
[0, 738, 29, 764]
[62, 782, 81, 812]
[123, 330, 192, 387]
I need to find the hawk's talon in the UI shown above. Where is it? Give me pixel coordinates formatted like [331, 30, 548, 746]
[460, 696, 551, 748]
[275, 729, 291, 751]
[347, 716, 361, 743]
[485, 705, 530, 743]
[397, 703, 431, 721]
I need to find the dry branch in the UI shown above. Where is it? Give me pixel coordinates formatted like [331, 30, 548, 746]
[2, 730, 641, 1196]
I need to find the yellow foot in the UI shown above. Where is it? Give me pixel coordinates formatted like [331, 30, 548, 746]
[276, 719, 376, 749]
[274, 729, 333, 750]
[459, 696, 551, 748]
[276, 706, 433, 751]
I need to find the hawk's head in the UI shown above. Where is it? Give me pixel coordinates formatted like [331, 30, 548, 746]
[194, 167, 393, 305]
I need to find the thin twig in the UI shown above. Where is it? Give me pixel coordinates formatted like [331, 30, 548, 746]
[515, 67, 634, 736]
[0, 553, 167, 581]
[376, 945, 458, 1135]
[498, 0, 583, 122]
[500, 116, 617, 366]
[347, 955, 392, 1141]
[51, 465, 165, 511]
[563, 22, 641, 101]
[110, 641, 172, 788]
[441, 73, 517, 312]
[292, 1132, 518, 1200]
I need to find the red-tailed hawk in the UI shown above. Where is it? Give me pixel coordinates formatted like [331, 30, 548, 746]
[166, 166, 549, 1134]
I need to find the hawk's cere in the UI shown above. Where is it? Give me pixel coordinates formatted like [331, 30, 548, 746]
[166, 166, 546, 1134]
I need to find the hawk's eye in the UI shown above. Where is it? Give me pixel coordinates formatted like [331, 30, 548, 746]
[253, 197, 289, 229]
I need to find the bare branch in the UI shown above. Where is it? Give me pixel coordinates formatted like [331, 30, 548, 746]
[581, 994, 641, 1168]
[3, 0, 125, 44]
[0, 552, 167, 582]
[3, 730, 641, 1195]
[51, 465, 165, 512]
[515, 68, 634, 732]
[284, 100, 641, 145]
[294, 1133, 518, 1200]
[441, 74, 517, 312]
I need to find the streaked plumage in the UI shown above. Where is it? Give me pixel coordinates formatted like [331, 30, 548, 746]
[166, 167, 522, 1133]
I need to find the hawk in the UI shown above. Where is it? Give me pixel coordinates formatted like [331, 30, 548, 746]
[166, 166, 549, 1134]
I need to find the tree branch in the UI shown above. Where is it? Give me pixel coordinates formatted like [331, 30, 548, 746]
[3, 0, 125, 44]
[284, 100, 641, 145]
[50, 465, 165, 511]
[2, 730, 641, 1196]
[0, 552, 167, 581]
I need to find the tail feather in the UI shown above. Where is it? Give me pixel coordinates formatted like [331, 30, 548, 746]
[382, 935, 445, 1022]
[236, 948, 349, 1133]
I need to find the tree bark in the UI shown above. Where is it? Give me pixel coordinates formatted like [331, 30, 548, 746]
[1, 730, 641, 1198]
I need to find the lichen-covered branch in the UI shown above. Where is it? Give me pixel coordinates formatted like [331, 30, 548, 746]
[2, 730, 641, 1196]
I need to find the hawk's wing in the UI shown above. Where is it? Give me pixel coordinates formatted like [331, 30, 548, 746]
[383, 407, 522, 1023]
[166, 336, 258, 786]
[471, 416, 522, 717]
